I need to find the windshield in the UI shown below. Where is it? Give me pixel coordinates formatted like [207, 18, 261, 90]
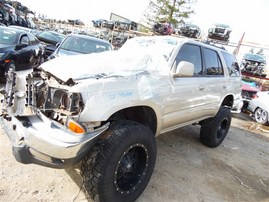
[60, 36, 112, 54]
[37, 31, 65, 43]
[71, 51, 172, 81]
[41, 36, 180, 81]
[0, 28, 18, 45]
[120, 36, 178, 61]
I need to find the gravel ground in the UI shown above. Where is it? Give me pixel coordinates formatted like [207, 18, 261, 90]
[0, 113, 268, 202]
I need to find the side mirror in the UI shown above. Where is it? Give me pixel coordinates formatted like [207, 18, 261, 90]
[173, 61, 194, 77]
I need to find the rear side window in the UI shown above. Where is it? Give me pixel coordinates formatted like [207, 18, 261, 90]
[204, 48, 223, 76]
[222, 51, 240, 77]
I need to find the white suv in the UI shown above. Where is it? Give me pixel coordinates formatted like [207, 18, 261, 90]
[1, 35, 243, 202]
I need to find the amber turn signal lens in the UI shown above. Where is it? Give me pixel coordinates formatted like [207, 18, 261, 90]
[67, 119, 85, 134]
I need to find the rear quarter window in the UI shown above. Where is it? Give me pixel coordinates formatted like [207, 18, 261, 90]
[204, 48, 223, 76]
[222, 51, 240, 77]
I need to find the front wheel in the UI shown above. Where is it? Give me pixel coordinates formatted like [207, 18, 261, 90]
[254, 107, 268, 125]
[0, 62, 16, 83]
[81, 121, 157, 202]
[200, 107, 231, 148]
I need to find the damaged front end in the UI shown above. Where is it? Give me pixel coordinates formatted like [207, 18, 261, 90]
[0, 68, 109, 168]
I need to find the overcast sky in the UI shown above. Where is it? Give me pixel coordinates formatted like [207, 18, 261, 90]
[192, 0, 269, 45]
[17, 0, 268, 47]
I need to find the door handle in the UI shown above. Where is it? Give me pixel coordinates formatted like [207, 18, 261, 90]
[223, 85, 227, 89]
[199, 86, 205, 91]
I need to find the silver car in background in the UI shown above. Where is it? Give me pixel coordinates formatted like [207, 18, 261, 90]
[48, 33, 113, 60]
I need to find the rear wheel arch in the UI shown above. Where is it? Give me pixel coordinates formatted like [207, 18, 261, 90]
[221, 95, 233, 108]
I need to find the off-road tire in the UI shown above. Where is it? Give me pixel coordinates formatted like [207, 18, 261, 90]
[254, 107, 268, 125]
[81, 120, 157, 202]
[200, 107, 231, 148]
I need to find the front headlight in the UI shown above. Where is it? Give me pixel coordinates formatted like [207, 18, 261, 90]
[60, 92, 83, 113]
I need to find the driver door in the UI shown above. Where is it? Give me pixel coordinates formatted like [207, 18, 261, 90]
[16, 34, 33, 70]
[162, 43, 207, 130]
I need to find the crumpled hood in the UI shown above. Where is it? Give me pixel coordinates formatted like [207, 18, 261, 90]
[40, 49, 170, 82]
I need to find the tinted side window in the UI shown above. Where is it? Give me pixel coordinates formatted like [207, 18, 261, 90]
[222, 51, 240, 77]
[204, 48, 223, 76]
[20, 35, 30, 45]
[175, 43, 202, 75]
[28, 33, 39, 45]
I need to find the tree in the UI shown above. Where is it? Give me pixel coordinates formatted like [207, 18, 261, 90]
[140, 0, 196, 28]
[139, 1, 160, 29]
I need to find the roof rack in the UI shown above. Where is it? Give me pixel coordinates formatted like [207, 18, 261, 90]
[203, 40, 226, 50]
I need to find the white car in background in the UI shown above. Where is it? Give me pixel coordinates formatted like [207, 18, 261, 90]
[247, 91, 269, 125]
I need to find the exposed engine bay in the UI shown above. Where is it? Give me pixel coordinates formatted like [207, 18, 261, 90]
[1, 68, 84, 126]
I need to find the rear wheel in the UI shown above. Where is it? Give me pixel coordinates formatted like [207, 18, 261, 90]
[200, 107, 231, 148]
[254, 107, 268, 125]
[81, 121, 157, 202]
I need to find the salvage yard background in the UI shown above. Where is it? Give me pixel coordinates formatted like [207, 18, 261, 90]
[0, 113, 268, 202]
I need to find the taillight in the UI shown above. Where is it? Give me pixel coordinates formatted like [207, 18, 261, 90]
[252, 94, 258, 99]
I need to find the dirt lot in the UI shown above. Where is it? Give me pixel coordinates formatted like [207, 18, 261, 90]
[0, 112, 268, 202]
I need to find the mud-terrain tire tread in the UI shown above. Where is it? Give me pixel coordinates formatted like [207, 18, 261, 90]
[81, 120, 157, 202]
[200, 107, 231, 148]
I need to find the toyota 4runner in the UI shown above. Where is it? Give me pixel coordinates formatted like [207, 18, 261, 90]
[0, 35, 243, 202]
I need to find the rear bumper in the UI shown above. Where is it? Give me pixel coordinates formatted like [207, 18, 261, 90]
[231, 97, 244, 114]
[0, 112, 109, 168]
